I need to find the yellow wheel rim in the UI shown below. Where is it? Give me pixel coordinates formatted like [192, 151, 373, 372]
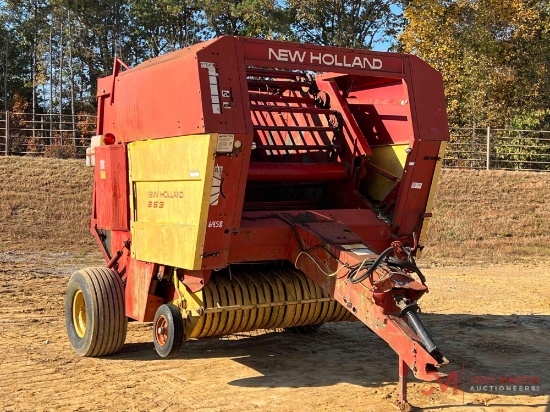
[73, 290, 86, 338]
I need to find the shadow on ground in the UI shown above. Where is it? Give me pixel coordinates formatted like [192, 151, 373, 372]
[111, 313, 550, 403]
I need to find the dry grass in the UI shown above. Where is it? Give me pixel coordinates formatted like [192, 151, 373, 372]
[0, 157, 548, 264]
[422, 169, 550, 264]
[0, 156, 95, 252]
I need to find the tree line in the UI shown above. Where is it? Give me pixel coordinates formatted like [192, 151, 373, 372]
[1, 0, 549, 131]
[0, 0, 398, 116]
[399, 0, 550, 130]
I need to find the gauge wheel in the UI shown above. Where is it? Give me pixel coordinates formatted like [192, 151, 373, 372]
[153, 303, 184, 358]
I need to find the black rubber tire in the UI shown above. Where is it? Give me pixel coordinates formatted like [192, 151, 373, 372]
[284, 323, 324, 334]
[65, 267, 127, 357]
[153, 304, 184, 358]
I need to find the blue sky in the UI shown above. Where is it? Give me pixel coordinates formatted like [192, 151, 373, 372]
[372, 4, 402, 52]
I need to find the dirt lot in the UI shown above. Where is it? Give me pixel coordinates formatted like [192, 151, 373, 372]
[1, 158, 549, 411]
[1, 251, 548, 412]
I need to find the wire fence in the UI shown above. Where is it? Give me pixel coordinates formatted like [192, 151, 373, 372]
[445, 127, 550, 171]
[1, 112, 549, 171]
[0, 111, 96, 158]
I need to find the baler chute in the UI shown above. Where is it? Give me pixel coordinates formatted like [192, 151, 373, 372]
[65, 36, 450, 405]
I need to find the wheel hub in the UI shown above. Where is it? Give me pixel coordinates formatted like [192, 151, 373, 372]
[72, 290, 86, 338]
[154, 315, 169, 346]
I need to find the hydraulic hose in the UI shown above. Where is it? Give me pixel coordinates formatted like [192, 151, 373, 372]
[365, 246, 395, 276]
[348, 245, 394, 284]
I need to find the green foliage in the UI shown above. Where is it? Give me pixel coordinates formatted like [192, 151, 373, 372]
[286, 0, 400, 48]
[199, 0, 289, 38]
[509, 109, 550, 131]
[399, 0, 550, 130]
[491, 129, 550, 171]
[1, 0, 399, 114]
[128, 0, 204, 58]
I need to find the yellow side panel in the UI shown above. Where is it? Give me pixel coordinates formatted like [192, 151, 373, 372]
[367, 144, 409, 201]
[128, 134, 217, 270]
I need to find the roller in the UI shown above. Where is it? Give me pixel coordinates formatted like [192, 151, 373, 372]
[189, 267, 354, 338]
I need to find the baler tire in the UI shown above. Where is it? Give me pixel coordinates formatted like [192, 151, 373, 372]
[65, 267, 127, 357]
[284, 323, 324, 334]
[153, 304, 184, 358]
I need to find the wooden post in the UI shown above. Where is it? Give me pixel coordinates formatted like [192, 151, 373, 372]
[486, 126, 491, 170]
[5, 111, 9, 156]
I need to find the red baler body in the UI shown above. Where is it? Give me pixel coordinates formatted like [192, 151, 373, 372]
[90, 36, 450, 399]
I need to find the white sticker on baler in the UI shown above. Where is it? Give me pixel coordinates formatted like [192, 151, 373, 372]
[201, 61, 221, 115]
[217, 134, 234, 153]
[351, 248, 375, 256]
[411, 182, 423, 189]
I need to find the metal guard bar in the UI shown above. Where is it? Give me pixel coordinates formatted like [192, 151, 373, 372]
[247, 162, 348, 182]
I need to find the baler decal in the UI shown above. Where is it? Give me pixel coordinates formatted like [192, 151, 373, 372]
[267, 47, 383, 70]
[209, 165, 223, 206]
[216, 134, 234, 153]
[200, 61, 221, 114]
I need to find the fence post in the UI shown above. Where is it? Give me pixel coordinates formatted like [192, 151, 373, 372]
[4, 111, 9, 156]
[486, 126, 491, 170]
